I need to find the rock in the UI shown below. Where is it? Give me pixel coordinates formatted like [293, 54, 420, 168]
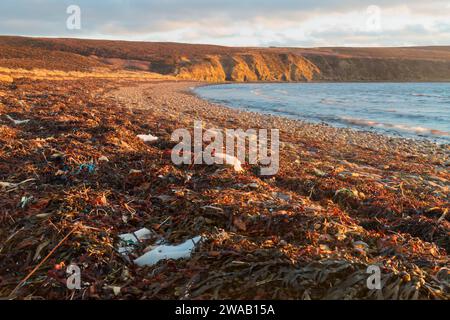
[313, 168, 327, 177]
[273, 192, 291, 202]
[156, 195, 175, 203]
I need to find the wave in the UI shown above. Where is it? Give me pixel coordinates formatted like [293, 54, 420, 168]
[339, 117, 449, 136]
[340, 117, 380, 127]
[411, 93, 444, 98]
[196, 83, 450, 144]
[251, 89, 262, 96]
[320, 98, 348, 105]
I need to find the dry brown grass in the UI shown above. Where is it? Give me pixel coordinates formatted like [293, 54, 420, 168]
[0, 67, 174, 82]
[0, 74, 14, 83]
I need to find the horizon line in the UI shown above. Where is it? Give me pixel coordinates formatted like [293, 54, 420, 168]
[1, 34, 449, 50]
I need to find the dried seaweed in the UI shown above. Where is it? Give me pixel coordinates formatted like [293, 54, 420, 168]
[0, 79, 448, 300]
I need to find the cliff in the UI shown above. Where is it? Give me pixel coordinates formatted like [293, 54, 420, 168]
[307, 55, 450, 82]
[176, 53, 321, 82]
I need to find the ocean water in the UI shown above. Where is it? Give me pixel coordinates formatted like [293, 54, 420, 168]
[195, 83, 450, 144]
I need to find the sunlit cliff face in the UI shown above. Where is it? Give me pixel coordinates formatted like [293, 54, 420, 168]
[1, 0, 450, 47]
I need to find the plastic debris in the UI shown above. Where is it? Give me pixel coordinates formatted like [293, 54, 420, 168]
[137, 133, 158, 142]
[134, 236, 202, 267]
[1, 78, 448, 300]
[201, 205, 224, 213]
[0, 182, 16, 189]
[118, 228, 154, 255]
[212, 153, 244, 172]
[6, 115, 30, 125]
[111, 286, 122, 296]
[19, 196, 33, 209]
[76, 163, 96, 174]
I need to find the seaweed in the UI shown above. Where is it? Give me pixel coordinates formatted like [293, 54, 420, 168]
[0, 78, 448, 300]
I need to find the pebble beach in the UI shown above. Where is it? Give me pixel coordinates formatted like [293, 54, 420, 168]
[0, 78, 448, 299]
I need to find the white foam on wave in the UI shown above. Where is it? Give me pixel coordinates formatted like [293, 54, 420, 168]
[340, 117, 381, 128]
[340, 117, 449, 136]
[251, 89, 262, 96]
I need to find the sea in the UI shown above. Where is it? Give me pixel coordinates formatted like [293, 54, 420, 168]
[195, 83, 450, 144]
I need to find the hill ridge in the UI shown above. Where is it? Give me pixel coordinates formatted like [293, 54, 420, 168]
[1, 36, 450, 82]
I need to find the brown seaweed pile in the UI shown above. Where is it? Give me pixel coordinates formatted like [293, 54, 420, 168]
[0, 79, 448, 300]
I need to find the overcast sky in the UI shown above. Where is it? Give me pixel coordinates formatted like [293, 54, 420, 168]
[1, 0, 450, 47]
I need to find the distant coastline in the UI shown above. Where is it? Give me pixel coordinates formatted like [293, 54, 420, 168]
[2, 36, 450, 83]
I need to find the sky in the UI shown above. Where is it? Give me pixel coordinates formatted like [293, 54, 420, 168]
[1, 0, 450, 47]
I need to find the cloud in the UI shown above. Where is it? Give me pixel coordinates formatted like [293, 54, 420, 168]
[0, 0, 449, 46]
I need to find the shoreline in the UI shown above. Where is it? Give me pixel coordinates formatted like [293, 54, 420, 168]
[192, 82, 450, 147]
[0, 78, 448, 300]
[188, 82, 449, 149]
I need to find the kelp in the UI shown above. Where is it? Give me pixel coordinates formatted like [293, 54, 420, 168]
[0, 78, 448, 300]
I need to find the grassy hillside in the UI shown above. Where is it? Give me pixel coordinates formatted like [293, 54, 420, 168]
[1, 36, 450, 82]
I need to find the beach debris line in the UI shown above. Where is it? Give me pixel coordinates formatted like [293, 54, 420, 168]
[0, 80, 448, 300]
[134, 236, 202, 267]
